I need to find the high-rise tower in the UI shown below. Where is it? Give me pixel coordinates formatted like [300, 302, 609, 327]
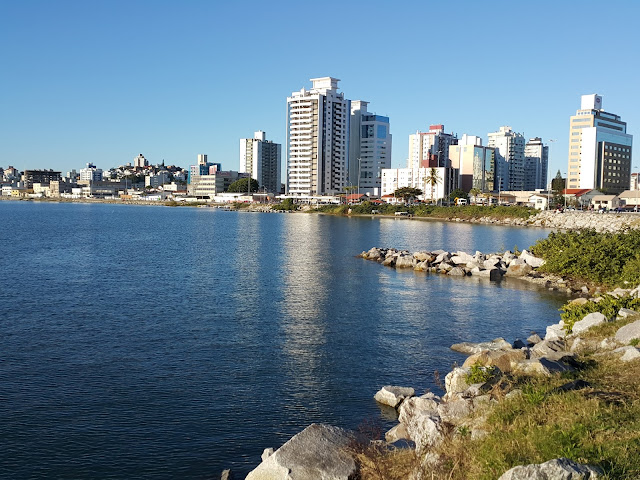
[240, 131, 281, 194]
[567, 94, 633, 193]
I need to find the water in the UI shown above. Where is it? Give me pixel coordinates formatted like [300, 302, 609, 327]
[0, 202, 567, 478]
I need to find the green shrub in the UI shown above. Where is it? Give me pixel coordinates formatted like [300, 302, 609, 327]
[560, 294, 640, 333]
[271, 198, 299, 211]
[466, 362, 498, 384]
[530, 229, 640, 287]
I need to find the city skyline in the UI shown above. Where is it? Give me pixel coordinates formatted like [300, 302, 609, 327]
[1, 0, 639, 179]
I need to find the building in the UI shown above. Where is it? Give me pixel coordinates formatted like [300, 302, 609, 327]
[567, 94, 633, 194]
[407, 125, 458, 169]
[348, 101, 391, 196]
[22, 169, 61, 189]
[240, 131, 281, 194]
[79, 163, 103, 182]
[487, 126, 525, 192]
[286, 77, 349, 196]
[145, 171, 171, 188]
[381, 167, 458, 203]
[188, 154, 222, 183]
[524, 138, 549, 191]
[134, 154, 148, 168]
[188, 170, 249, 199]
[448, 134, 495, 192]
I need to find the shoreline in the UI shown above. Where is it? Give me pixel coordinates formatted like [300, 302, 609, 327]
[3, 196, 639, 232]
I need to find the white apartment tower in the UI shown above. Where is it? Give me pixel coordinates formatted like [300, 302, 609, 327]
[79, 163, 103, 182]
[487, 126, 525, 192]
[286, 77, 349, 196]
[133, 154, 148, 168]
[348, 101, 392, 196]
[407, 125, 458, 170]
[567, 94, 633, 194]
[240, 131, 282, 194]
[524, 138, 549, 191]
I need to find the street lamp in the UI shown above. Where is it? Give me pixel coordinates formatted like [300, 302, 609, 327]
[547, 139, 556, 210]
[563, 172, 567, 210]
[635, 165, 638, 213]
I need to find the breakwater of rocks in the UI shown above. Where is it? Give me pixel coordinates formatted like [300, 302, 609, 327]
[358, 246, 595, 296]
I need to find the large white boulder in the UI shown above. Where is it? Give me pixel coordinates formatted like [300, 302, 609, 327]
[245, 424, 356, 480]
[498, 457, 601, 479]
[615, 319, 640, 344]
[571, 312, 608, 334]
[519, 250, 545, 268]
[450, 338, 512, 355]
[373, 385, 415, 408]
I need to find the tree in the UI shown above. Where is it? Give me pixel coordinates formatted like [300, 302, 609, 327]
[227, 177, 259, 193]
[551, 170, 566, 207]
[424, 168, 442, 204]
[449, 188, 469, 202]
[393, 187, 422, 203]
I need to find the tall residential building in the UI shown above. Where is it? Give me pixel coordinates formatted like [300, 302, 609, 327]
[524, 138, 549, 191]
[407, 125, 458, 170]
[449, 134, 496, 192]
[487, 126, 525, 192]
[133, 154, 148, 168]
[79, 163, 103, 182]
[348, 101, 392, 196]
[286, 77, 349, 196]
[240, 131, 281, 194]
[22, 169, 61, 188]
[567, 94, 633, 193]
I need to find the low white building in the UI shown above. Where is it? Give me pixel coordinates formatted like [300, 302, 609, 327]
[591, 195, 621, 210]
[381, 167, 458, 202]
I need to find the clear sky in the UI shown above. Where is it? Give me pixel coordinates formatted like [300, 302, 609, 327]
[1, 0, 639, 179]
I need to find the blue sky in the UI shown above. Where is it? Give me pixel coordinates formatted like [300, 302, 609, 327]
[1, 0, 639, 179]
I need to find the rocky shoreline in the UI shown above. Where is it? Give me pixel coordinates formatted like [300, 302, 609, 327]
[241, 279, 640, 479]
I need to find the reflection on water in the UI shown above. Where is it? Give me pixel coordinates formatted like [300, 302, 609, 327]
[0, 202, 567, 478]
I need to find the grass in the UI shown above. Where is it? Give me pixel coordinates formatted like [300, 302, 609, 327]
[353, 316, 640, 479]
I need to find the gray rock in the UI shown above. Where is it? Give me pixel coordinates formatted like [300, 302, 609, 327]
[413, 251, 433, 262]
[374, 385, 415, 408]
[572, 312, 608, 334]
[448, 266, 467, 276]
[513, 357, 574, 376]
[437, 397, 473, 424]
[614, 319, 640, 344]
[611, 345, 640, 362]
[434, 252, 450, 264]
[618, 308, 639, 319]
[504, 263, 533, 277]
[221, 469, 234, 480]
[450, 337, 512, 355]
[245, 424, 357, 480]
[531, 338, 566, 358]
[395, 254, 415, 268]
[545, 321, 566, 341]
[513, 339, 527, 349]
[403, 413, 444, 453]
[444, 367, 471, 395]
[381, 256, 395, 267]
[498, 457, 601, 479]
[384, 423, 409, 443]
[398, 393, 440, 425]
[527, 333, 542, 345]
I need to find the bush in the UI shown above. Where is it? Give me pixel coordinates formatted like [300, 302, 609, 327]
[466, 362, 498, 384]
[530, 229, 640, 287]
[560, 294, 640, 333]
[271, 198, 299, 211]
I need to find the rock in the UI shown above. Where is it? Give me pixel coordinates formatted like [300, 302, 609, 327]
[444, 367, 471, 395]
[374, 386, 415, 408]
[363, 247, 383, 260]
[438, 262, 453, 272]
[513, 357, 574, 376]
[403, 413, 445, 453]
[437, 397, 473, 424]
[513, 339, 527, 349]
[395, 254, 415, 268]
[262, 448, 275, 461]
[618, 308, 639, 319]
[612, 345, 640, 362]
[519, 250, 545, 268]
[499, 457, 601, 479]
[413, 251, 433, 262]
[527, 333, 542, 345]
[504, 263, 533, 277]
[434, 252, 450, 264]
[569, 297, 589, 306]
[381, 256, 396, 267]
[462, 349, 527, 373]
[531, 338, 566, 358]
[448, 266, 467, 276]
[384, 423, 409, 443]
[571, 312, 608, 334]
[553, 379, 591, 393]
[450, 338, 512, 355]
[615, 319, 640, 344]
[397, 393, 440, 425]
[245, 424, 357, 480]
[221, 469, 234, 480]
[484, 257, 502, 269]
[599, 338, 618, 351]
[545, 321, 566, 341]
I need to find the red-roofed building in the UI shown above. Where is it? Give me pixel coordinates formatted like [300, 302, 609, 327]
[562, 188, 599, 208]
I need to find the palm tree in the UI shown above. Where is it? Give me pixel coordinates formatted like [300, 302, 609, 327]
[469, 188, 481, 205]
[424, 168, 442, 204]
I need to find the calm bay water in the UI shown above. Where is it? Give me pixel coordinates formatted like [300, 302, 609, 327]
[0, 202, 566, 478]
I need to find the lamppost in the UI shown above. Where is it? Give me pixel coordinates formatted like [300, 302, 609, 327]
[635, 165, 639, 213]
[563, 172, 567, 210]
[357, 157, 361, 201]
[498, 176, 502, 205]
[547, 139, 556, 210]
